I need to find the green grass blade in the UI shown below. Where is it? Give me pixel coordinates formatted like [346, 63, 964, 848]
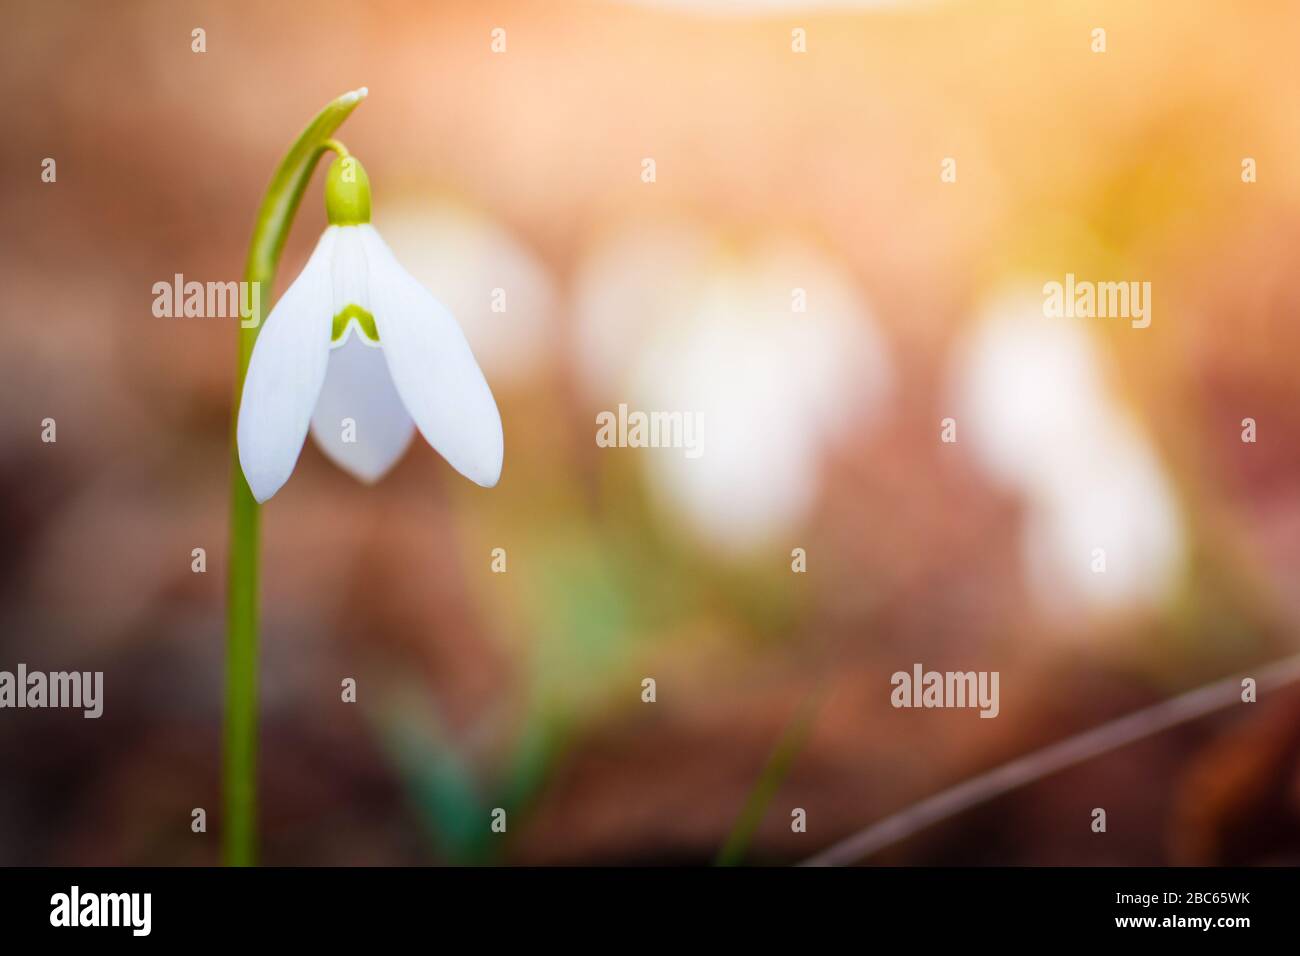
[716, 690, 822, 867]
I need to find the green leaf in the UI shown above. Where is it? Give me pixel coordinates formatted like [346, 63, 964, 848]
[716, 690, 822, 867]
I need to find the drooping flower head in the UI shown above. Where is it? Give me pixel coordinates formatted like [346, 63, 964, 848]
[237, 151, 503, 502]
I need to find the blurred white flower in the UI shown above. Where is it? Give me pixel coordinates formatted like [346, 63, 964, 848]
[949, 289, 1185, 617]
[577, 226, 892, 552]
[575, 223, 713, 398]
[1022, 416, 1184, 614]
[378, 200, 556, 384]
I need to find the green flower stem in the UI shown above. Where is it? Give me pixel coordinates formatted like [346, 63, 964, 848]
[225, 88, 367, 866]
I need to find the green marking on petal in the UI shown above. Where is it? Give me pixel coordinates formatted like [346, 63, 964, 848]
[332, 304, 380, 344]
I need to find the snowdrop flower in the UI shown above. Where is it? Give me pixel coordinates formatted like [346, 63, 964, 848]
[237, 153, 503, 502]
[948, 288, 1184, 619]
[575, 227, 892, 553]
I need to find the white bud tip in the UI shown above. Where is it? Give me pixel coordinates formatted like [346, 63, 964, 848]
[341, 87, 369, 104]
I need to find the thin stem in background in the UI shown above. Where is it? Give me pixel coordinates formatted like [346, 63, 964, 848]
[800, 652, 1300, 867]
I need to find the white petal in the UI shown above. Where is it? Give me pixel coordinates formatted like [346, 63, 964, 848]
[236, 228, 337, 503]
[331, 224, 370, 315]
[310, 334, 415, 483]
[359, 225, 504, 487]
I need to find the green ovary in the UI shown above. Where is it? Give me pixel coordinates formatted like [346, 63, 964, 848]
[325, 155, 371, 225]
[332, 304, 380, 344]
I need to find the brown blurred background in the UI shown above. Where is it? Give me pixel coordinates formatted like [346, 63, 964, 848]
[3, 0, 1300, 865]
